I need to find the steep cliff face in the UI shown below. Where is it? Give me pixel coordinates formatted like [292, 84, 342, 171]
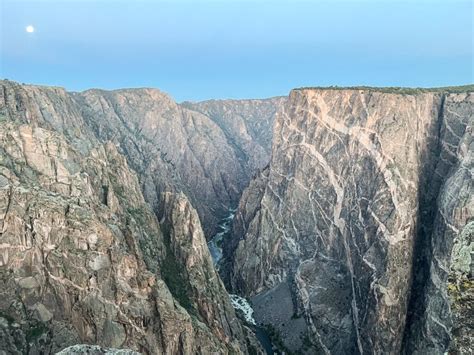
[0, 82, 255, 354]
[182, 97, 285, 173]
[159, 191, 250, 350]
[75, 89, 250, 237]
[0, 81, 281, 238]
[228, 88, 473, 353]
[404, 93, 474, 354]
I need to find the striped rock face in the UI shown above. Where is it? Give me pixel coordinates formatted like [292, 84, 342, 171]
[228, 89, 473, 354]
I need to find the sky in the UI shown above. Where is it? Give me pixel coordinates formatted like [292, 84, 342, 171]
[0, 0, 473, 101]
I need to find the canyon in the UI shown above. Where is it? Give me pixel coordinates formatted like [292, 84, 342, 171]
[0, 80, 472, 354]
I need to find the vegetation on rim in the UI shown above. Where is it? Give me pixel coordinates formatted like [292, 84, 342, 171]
[295, 84, 474, 95]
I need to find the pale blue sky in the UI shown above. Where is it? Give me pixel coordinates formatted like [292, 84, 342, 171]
[1, 0, 472, 101]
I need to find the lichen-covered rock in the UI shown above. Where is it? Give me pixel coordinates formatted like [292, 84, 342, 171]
[441, 105, 473, 355]
[403, 93, 473, 354]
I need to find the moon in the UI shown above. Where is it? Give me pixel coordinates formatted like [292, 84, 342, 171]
[26, 25, 35, 33]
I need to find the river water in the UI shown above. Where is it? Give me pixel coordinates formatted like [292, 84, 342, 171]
[207, 209, 274, 354]
[207, 209, 235, 266]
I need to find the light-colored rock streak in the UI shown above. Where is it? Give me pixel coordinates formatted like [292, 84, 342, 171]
[231, 88, 473, 354]
[293, 93, 412, 245]
[261, 200, 300, 256]
[282, 120, 366, 351]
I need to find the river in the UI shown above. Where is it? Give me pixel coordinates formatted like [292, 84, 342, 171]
[207, 208, 274, 354]
[207, 208, 235, 266]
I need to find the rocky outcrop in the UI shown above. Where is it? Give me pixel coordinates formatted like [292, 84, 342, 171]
[228, 88, 473, 353]
[159, 192, 248, 350]
[0, 83, 254, 353]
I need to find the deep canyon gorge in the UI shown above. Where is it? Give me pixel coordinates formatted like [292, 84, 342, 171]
[0, 80, 472, 354]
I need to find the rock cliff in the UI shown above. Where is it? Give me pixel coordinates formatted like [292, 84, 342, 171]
[74, 89, 248, 237]
[1, 80, 472, 354]
[0, 81, 260, 354]
[182, 97, 285, 173]
[228, 88, 473, 354]
[1, 81, 283, 238]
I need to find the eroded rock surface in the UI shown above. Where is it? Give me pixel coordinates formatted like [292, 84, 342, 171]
[75, 89, 249, 237]
[182, 97, 285, 173]
[228, 88, 473, 354]
[1, 81, 282, 238]
[0, 81, 257, 354]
